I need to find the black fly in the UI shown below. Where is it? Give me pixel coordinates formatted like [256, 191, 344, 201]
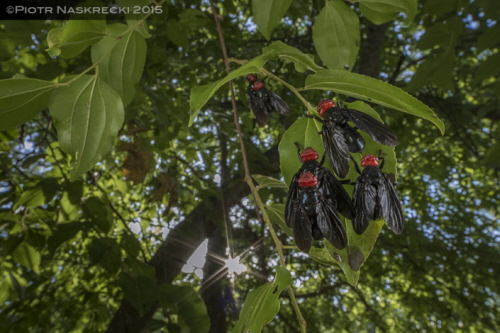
[352, 153, 404, 235]
[285, 144, 354, 253]
[246, 74, 290, 127]
[311, 100, 399, 178]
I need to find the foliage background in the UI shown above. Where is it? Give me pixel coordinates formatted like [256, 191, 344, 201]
[0, 0, 499, 332]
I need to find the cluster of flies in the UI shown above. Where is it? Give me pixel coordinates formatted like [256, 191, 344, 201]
[246, 74, 404, 253]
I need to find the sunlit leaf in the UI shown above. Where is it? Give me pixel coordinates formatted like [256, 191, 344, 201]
[265, 203, 293, 237]
[231, 267, 292, 333]
[358, 0, 417, 24]
[0, 78, 56, 131]
[46, 20, 105, 58]
[91, 23, 147, 106]
[11, 242, 41, 274]
[50, 75, 124, 181]
[189, 51, 278, 126]
[115, 0, 152, 38]
[312, 1, 360, 71]
[252, 0, 292, 40]
[304, 69, 445, 133]
[252, 174, 287, 189]
[262, 41, 323, 73]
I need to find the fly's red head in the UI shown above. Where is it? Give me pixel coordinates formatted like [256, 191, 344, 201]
[252, 81, 265, 90]
[317, 99, 336, 117]
[300, 147, 319, 161]
[246, 74, 258, 83]
[361, 154, 379, 167]
[298, 171, 319, 187]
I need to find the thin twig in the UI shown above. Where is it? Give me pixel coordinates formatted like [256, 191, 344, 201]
[208, 1, 307, 332]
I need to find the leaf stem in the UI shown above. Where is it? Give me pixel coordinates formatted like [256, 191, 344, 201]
[208, 1, 306, 332]
[261, 69, 312, 111]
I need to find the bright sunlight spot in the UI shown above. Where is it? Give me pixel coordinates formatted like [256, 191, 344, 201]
[182, 239, 209, 279]
[224, 256, 247, 275]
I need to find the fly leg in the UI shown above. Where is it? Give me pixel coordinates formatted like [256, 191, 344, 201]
[377, 149, 385, 170]
[304, 114, 324, 124]
[294, 142, 303, 162]
[349, 154, 362, 175]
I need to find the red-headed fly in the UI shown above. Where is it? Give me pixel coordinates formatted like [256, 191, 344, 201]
[352, 153, 404, 235]
[285, 144, 354, 253]
[246, 74, 290, 127]
[312, 100, 398, 178]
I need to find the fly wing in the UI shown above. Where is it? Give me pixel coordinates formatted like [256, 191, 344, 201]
[290, 201, 313, 253]
[322, 168, 355, 220]
[285, 172, 301, 228]
[343, 108, 398, 146]
[322, 123, 350, 178]
[379, 174, 404, 234]
[247, 88, 268, 127]
[316, 198, 347, 249]
[352, 172, 377, 235]
[269, 92, 290, 115]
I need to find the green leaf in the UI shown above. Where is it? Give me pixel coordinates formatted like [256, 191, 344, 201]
[120, 233, 142, 258]
[120, 272, 160, 315]
[82, 196, 113, 234]
[88, 238, 121, 275]
[115, 0, 152, 38]
[122, 257, 156, 280]
[231, 267, 292, 333]
[360, 3, 399, 25]
[477, 24, 500, 52]
[50, 75, 124, 181]
[11, 242, 41, 274]
[475, 53, 500, 83]
[422, 0, 459, 17]
[324, 218, 384, 286]
[47, 222, 83, 256]
[14, 188, 44, 209]
[46, 20, 106, 58]
[262, 41, 323, 73]
[407, 52, 455, 92]
[417, 18, 462, 51]
[482, 141, 500, 169]
[312, 1, 360, 71]
[159, 285, 210, 333]
[308, 245, 339, 266]
[66, 180, 84, 205]
[279, 117, 324, 186]
[264, 203, 293, 237]
[91, 23, 147, 106]
[189, 51, 278, 126]
[252, 0, 292, 40]
[179, 9, 210, 31]
[358, 0, 417, 24]
[0, 78, 56, 131]
[252, 174, 287, 189]
[14, 178, 59, 209]
[166, 20, 188, 47]
[0, 272, 18, 304]
[304, 69, 445, 133]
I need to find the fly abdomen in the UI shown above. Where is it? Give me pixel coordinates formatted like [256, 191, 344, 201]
[344, 126, 365, 153]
